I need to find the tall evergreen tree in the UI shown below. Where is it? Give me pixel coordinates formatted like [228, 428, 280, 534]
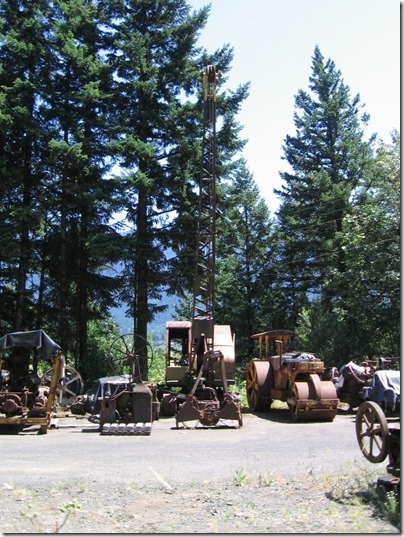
[0, 0, 122, 371]
[41, 0, 120, 366]
[275, 45, 375, 326]
[104, 0, 211, 375]
[0, 0, 53, 332]
[107, 0, 249, 375]
[295, 132, 400, 364]
[335, 131, 400, 358]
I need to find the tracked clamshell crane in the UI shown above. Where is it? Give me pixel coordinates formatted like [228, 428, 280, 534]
[165, 65, 242, 428]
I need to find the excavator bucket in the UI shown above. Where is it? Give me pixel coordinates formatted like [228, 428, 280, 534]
[175, 351, 242, 428]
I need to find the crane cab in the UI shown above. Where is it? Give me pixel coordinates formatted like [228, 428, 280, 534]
[165, 321, 192, 384]
[165, 321, 236, 388]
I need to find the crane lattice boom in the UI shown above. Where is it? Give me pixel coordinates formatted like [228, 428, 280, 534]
[191, 65, 221, 354]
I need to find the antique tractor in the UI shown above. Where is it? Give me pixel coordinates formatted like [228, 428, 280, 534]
[331, 357, 399, 411]
[355, 369, 400, 491]
[246, 329, 339, 421]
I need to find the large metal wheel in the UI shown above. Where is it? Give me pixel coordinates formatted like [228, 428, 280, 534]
[107, 334, 153, 379]
[289, 378, 338, 422]
[246, 361, 273, 411]
[356, 400, 390, 463]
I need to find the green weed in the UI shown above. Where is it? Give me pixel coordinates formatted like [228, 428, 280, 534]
[233, 467, 249, 487]
[56, 499, 81, 533]
[258, 472, 274, 487]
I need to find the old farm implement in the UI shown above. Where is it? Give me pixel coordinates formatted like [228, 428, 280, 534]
[164, 321, 242, 428]
[355, 369, 400, 491]
[0, 330, 65, 434]
[83, 334, 158, 435]
[246, 330, 339, 421]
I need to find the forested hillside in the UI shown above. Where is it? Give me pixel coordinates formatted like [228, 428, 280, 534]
[0, 0, 399, 383]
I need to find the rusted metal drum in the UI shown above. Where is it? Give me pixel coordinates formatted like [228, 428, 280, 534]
[246, 360, 273, 411]
[290, 376, 338, 421]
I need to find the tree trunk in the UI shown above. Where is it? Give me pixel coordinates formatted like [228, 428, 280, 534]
[77, 209, 88, 372]
[14, 135, 33, 331]
[135, 185, 149, 380]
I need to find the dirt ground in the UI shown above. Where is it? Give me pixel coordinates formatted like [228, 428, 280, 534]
[0, 412, 400, 534]
[0, 470, 398, 534]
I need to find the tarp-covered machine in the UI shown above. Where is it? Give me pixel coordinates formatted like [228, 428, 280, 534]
[0, 329, 65, 433]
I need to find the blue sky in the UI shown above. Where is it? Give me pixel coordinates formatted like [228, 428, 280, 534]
[188, 0, 400, 214]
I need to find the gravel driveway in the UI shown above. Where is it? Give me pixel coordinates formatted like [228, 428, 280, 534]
[0, 411, 399, 533]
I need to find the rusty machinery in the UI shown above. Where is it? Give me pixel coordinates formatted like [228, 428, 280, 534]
[70, 66, 241, 431]
[246, 329, 339, 421]
[331, 357, 400, 412]
[0, 330, 66, 434]
[163, 65, 242, 428]
[88, 333, 159, 435]
[355, 369, 400, 492]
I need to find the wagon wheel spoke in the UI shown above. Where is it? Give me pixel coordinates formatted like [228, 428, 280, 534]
[369, 434, 383, 453]
[358, 413, 384, 443]
[355, 401, 390, 464]
[63, 372, 83, 395]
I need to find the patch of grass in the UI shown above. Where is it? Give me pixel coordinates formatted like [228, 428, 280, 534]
[325, 466, 400, 530]
[20, 504, 42, 532]
[56, 499, 81, 533]
[57, 479, 75, 491]
[233, 467, 249, 487]
[19, 492, 81, 534]
[369, 483, 400, 528]
[14, 486, 30, 500]
[78, 482, 88, 494]
[257, 472, 274, 487]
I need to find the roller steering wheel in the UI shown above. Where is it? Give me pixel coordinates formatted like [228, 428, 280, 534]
[107, 333, 153, 380]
